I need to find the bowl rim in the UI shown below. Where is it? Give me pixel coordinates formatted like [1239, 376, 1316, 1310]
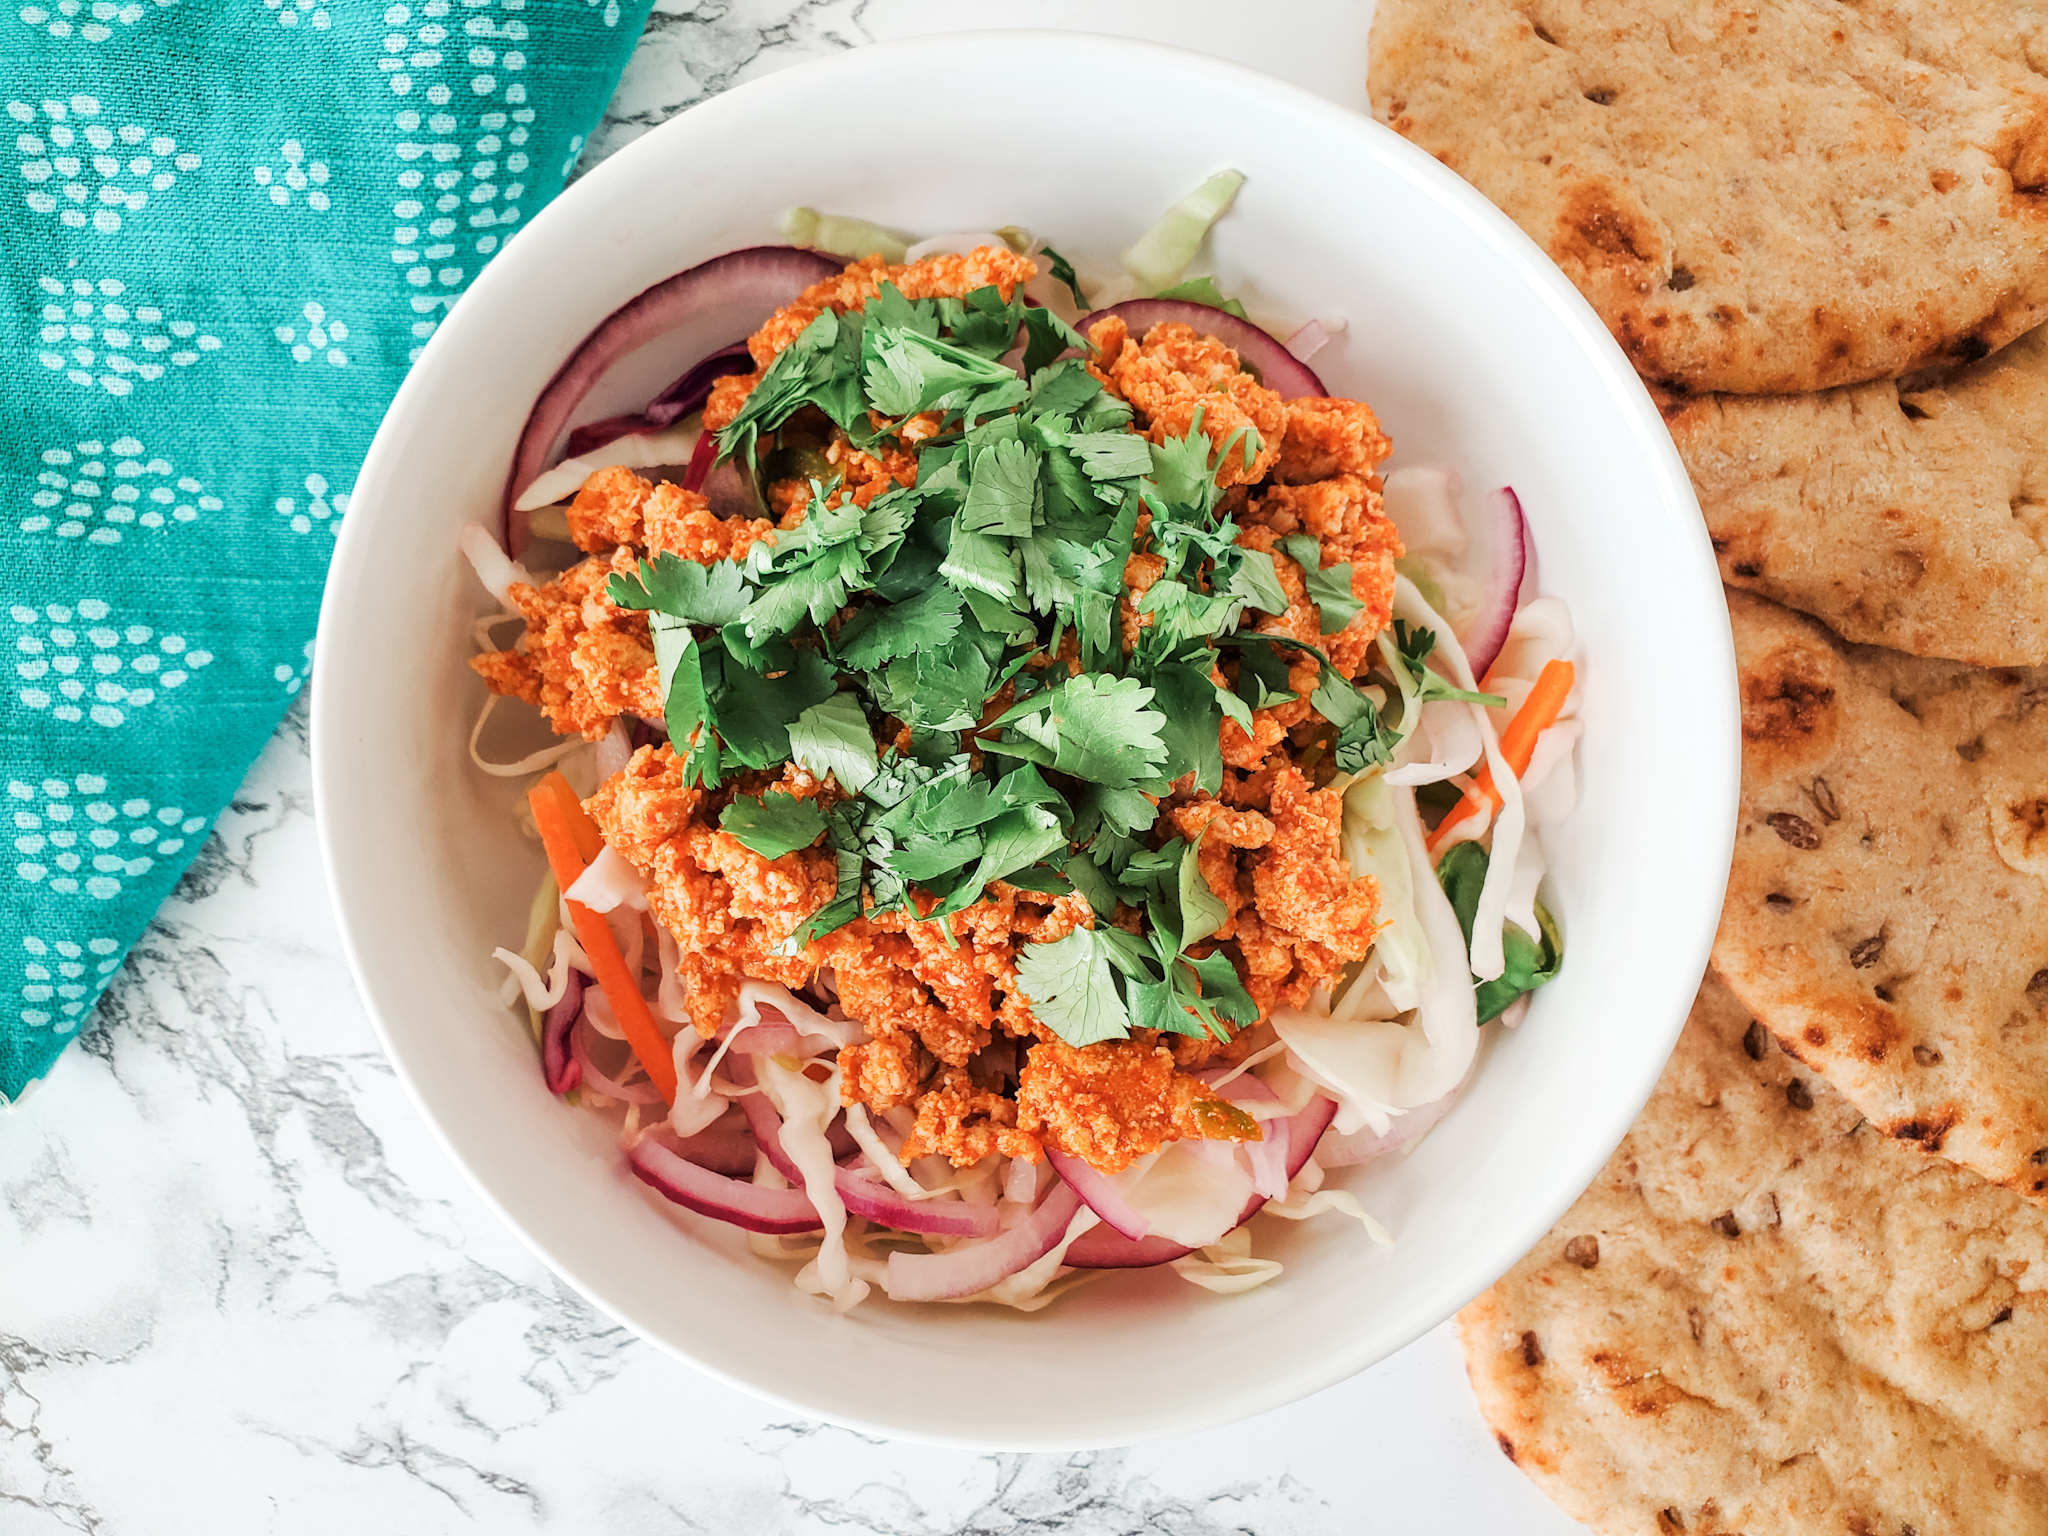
[312, 27, 1736, 1449]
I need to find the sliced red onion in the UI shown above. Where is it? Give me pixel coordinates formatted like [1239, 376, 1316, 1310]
[1462, 487, 1529, 680]
[738, 1091, 989, 1237]
[1043, 1147, 1154, 1240]
[1317, 1090, 1457, 1169]
[571, 1012, 664, 1105]
[1064, 1092, 1338, 1270]
[669, 1111, 759, 1178]
[1281, 1095, 1340, 1177]
[644, 343, 756, 428]
[564, 414, 657, 459]
[680, 429, 719, 494]
[1078, 299, 1327, 398]
[1199, 1070, 1290, 1201]
[628, 1134, 823, 1235]
[1062, 1225, 1204, 1270]
[837, 1172, 998, 1239]
[881, 1183, 1085, 1303]
[505, 245, 841, 551]
[540, 971, 585, 1095]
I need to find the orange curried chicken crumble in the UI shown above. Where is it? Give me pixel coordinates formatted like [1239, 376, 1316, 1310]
[477, 247, 1398, 1175]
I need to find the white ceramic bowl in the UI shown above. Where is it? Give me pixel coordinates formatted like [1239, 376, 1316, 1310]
[313, 32, 1735, 1450]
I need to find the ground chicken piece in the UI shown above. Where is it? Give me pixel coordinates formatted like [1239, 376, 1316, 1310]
[470, 548, 661, 739]
[899, 1066, 1039, 1166]
[1271, 396, 1392, 485]
[750, 248, 1039, 366]
[1119, 548, 1167, 652]
[643, 481, 772, 564]
[709, 248, 1041, 426]
[583, 744, 701, 865]
[826, 434, 919, 505]
[837, 1028, 924, 1113]
[1015, 1039, 1259, 1173]
[1241, 490, 1403, 676]
[702, 371, 754, 433]
[566, 465, 652, 551]
[1089, 316, 1287, 488]
[817, 923, 974, 1064]
[1164, 800, 1273, 941]
[1250, 766, 1380, 966]
[583, 743, 837, 1035]
[1163, 1014, 1263, 1071]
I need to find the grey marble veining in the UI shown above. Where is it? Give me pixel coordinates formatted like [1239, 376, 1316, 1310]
[2, 9, 1585, 1532]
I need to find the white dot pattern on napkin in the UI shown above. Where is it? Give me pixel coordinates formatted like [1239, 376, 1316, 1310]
[273, 471, 349, 534]
[252, 136, 332, 210]
[379, 0, 574, 359]
[34, 274, 223, 396]
[16, 0, 176, 45]
[15, 931, 124, 1033]
[273, 299, 352, 366]
[10, 95, 200, 233]
[22, 435, 222, 544]
[10, 773, 206, 907]
[10, 600, 214, 729]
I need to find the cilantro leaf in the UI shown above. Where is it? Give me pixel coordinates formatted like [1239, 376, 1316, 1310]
[1230, 640, 1299, 710]
[1176, 831, 1228, 949]
[787, 690, 879, 792]
[1222, 548, 1289, 616]
[1063, 431, 1154, 481]
[719, 790, 827, 859]
[715, 646, 838, 768]
[1040, 244, 1089, 308]
[1436, 841, 1564, 1023]
[1150, 660, 1224, 794]
[989, 673, 1168, 788]
[834, 583, 963, 670]
[652, 617, 722, 787]
[863, 327, 1019, 417]
[1277, 534, 1363, 634]
[959, 435, 1041, 536]
[1020, 305, 1087, 376]
[1014, 926, 1131, 1047]
[1393, 620, 1508, 708]
[608, 553, 751, 626]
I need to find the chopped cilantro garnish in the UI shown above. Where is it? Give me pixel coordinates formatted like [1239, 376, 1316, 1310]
[1013, 925, 1132, 1046]
[1039, 244, 1089, 309]
[1392, 620, 1508, 708]
[719, 789, 827, 859]
[607, 246, 1431, 1052]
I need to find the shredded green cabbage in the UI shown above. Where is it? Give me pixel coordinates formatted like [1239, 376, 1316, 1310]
[1340, 774, 1427, 1012]
[782, 206, 909, 264]
[1121, 169, 1245, 293]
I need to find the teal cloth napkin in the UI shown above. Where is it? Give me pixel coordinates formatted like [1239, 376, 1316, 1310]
[3, 0, 653, 1100]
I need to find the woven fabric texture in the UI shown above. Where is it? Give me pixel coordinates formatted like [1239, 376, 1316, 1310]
[2, 0, 652, 1099]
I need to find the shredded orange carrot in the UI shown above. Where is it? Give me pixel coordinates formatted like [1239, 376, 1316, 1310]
[527, 772, 679, 1104]
[1427, 658, 1576, 856]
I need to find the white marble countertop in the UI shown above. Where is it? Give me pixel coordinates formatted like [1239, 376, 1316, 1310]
[3, 7, 1589, 1531]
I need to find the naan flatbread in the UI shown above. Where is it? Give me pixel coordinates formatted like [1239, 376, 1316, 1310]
[1667, 324, 2048, 666]
[1461, 970, 2048, 1535]
[1369, 0, 2048, 393]
[1716, 590, 2048, 1202]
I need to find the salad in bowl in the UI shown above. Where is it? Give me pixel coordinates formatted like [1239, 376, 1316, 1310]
[462, 180, 1583, 1313]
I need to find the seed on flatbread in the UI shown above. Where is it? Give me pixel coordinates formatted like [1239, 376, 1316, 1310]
[1666, 324, 2048, 666]
[1716, 590, 2048, 1202]
[1368, 0, 2048, 393]
[1459, 971, 2048, 1536]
